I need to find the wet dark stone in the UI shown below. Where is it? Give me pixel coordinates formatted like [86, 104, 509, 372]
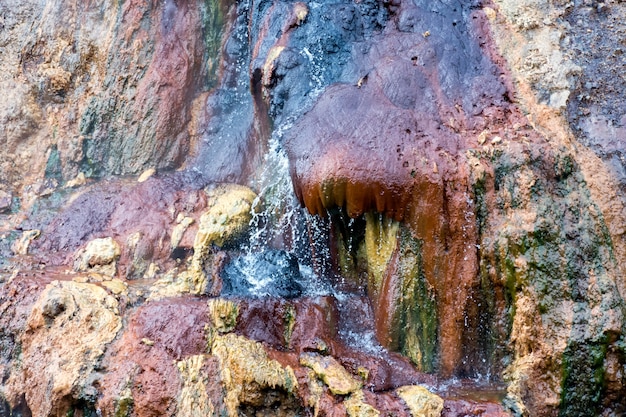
[0, 396, 31, 417]
[222, 250, 304, 298]
[0, 192, 11, 214]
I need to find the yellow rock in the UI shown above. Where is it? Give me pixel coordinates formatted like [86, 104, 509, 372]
[211, 333, 297, 417]
[171, 216, 195, 250]
[196, 184, 257, 249]
[299, 352, 362, 395]
[176, 355, 215, 417]
[5, 281, 122, 417]
[101, 278, 128, 296]
[185, 184, 257, 294]
[11, 229, 41, 255]
[144, 262, 159, 279]
[294, 2, 308, 25]
[305, 370, 324, 416]
[72, 275, 89, 283]
[148, 267, 187, 300]
[141, 338, 154, 346]
[263, 46, 285, 86]
[64, 172, 86, 188]
[137, 168, 156, 183]
[396, 385, 444, 417]
[345, 390, 380, 417]
[74, 237, 121, 276]
[208, 298, 239, 334]
[364, 212, 399, 302]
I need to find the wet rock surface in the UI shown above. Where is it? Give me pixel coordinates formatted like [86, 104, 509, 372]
[1, 0, 626, 416]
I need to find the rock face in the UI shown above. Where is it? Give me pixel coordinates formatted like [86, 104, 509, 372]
[397, 385, 445, 417]
[1, 0, 626, 416]
[4, 280, 122, 417]
[0, 0, 209, 198]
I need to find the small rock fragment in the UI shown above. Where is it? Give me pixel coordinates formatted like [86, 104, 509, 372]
[101, 278, 128, 296]
[137, 168, 156, 183]
[64, 172, 86, 188]
[11, 230, 41, 255]
[171, 216, 195, 250]
[294, 2, 308, 25]
[396, 385, 444, 417]
[74, 237, 121, 276]
[299, 352, 362, 395]
[0, 190, 12, 213]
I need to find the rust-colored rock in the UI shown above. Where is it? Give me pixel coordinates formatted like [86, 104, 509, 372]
[98, 298, 209, 417]
[283, 2, 541, 378]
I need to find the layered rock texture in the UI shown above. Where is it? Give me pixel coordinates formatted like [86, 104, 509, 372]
[1, 0, 626, 416]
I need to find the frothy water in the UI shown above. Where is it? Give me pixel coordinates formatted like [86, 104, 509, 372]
[338, 329, 385, 357]
[222, 250, 304, 298]
[222, 117, 334, 298]
[220, 31, 336, 298]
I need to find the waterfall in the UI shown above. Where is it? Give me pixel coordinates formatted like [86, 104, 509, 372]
[221, 119, 335, 298]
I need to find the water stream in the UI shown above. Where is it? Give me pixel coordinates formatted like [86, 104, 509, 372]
[183, 0, 507, 396]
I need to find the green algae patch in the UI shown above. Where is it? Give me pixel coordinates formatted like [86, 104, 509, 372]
[559, 339, 609, 417]
[200, 0, 226, 89]
[283, 303, 296, 349]
[396, 228, 438, 373]
[45, 144, 63, 181]
[329, 207, 368, 289]
[113, 386, 133, 417]
[483, 148, 625, 416]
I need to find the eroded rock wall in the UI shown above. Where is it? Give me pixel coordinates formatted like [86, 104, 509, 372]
[0, 0, 212, 222]
[0, 0, 625, 416]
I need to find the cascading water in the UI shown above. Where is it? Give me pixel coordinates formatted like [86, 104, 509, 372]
[220, 125, 335, 298]
[191, 0, 500, 383]
[190, 0, 339, 298]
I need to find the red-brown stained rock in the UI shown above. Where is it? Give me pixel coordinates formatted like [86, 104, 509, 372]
[442, 399, 510, 417]
[98, 298, 209, 417]
[0, 273, 54, 407]
[364, 391, 412, 417]
[32, 174, 208, 276]
[284, 3, 544, 378]
[235, 296, 436, 394]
